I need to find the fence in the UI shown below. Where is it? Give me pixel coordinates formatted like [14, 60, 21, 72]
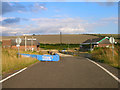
[20, 53, 60, 61]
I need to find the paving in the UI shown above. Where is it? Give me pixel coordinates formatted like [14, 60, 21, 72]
[2, 55, 119, 88]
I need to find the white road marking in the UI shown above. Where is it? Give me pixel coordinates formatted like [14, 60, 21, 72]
[87, 58, 120, 83]
[0, 67, 27, 83]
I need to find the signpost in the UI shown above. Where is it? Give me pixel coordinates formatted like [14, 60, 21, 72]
[23, 34, 36, 51]
[16, 38, 22, 58]
[109, 37, 115, 44]
[109, 37, 115, 60]
[27, 38, 36, 52]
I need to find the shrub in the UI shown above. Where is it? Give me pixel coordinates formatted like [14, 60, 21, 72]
[91, 46, 119, 68]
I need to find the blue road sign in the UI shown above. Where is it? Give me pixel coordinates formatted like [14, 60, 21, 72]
[20, 54, 59, 61]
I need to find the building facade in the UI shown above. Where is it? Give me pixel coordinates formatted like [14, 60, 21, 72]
[2, 38, 39, 50]
[80, 37, 113, 51]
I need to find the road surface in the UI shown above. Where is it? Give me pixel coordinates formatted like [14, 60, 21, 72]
[2, 55, 119, 88]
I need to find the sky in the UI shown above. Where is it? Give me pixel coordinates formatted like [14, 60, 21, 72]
[1, 2, 118, 36]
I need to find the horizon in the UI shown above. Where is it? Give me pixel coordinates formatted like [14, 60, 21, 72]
[1, 33, 119, 37]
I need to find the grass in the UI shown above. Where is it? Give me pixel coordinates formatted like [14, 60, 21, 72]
[91, 45, 119, 69]
[2, 48, 39, 75]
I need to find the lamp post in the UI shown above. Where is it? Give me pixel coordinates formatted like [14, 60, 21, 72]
[60, 32, 62, 44]
[60, 32, 62, 50]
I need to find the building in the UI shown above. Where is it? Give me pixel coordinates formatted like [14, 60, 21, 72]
[80, 37, 113, 51]
[2, 40, 11, 48]
[2, 38, 39, 50]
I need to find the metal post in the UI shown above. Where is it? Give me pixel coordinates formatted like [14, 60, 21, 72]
[17, 35, 20, 58]
[109, 37, 115, 61]
[18, 46, 20, 58]
[25, 36, 27, 51]
[112, 43, 114, 60]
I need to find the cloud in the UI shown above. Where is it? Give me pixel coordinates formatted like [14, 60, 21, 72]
[84, 0, 117, 3]
[52, 15, 69, 18]
[2, 2, 47, 15]
[82, 17, 118, 30]
[96, 2, 116, 6]
[1, 17, 29, 26]
[100, 17, 118, 24]
[30, 18, 87, 34]
[1, 25, 28, 36]
[2, 17, 117, 36]
[32, 3, 47, 12]
[60, 27, 85, 33]
[2, 2, 26, 15]
[2, 17, 20, 25]
[2, 18, 87, 36]
[83, 1, 117, 6]
[101, 17, 117, 21]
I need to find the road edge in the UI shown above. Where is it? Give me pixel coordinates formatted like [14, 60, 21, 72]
[86, 58, 120, 83]
[0, 67, 27, 83]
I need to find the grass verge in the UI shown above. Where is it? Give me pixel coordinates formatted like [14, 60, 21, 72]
[91, 46, 119, 69]
[2, 48, 39, 75]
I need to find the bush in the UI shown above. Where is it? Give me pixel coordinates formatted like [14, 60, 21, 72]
[91, 46, 119, 68]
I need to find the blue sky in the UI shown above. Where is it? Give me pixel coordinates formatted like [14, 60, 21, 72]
[1, 2, 118, 36]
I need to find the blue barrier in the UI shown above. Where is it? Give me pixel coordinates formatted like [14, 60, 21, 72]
[20, 54, 60, 61]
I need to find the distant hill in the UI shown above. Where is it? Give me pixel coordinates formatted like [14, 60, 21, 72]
[88, 34, 119, 39]
[2, 34, 98, 44]
[88, 34, 120, 43]
[2, 34, 119, 44]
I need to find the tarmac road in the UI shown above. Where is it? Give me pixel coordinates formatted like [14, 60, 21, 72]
[2, 55, 119, 88]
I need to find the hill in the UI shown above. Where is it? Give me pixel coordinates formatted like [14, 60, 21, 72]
[88, 34, 120, 43]
[2, 34, 119, 44]
[2, 34, 98, 44]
